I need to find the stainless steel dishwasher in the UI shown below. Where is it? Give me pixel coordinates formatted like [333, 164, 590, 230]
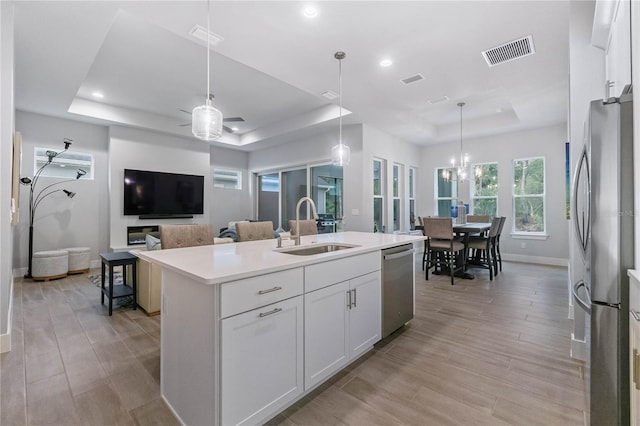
[381, 244, 415, 338]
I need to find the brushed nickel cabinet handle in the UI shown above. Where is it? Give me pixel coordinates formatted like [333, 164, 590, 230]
[258, 286, 282, 295]
[352, 288, 357, 308]
[259, 307, 282, 318]
[347, 290, 352, 309]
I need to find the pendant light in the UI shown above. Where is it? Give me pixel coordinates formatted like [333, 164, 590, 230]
[192, 0, 223, 141]
[331, 51, 350, 166]
[451, 102, 469, 181]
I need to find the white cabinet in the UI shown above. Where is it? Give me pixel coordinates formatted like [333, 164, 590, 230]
[304, 271, 381, 390]
[221, 296, 304, 426]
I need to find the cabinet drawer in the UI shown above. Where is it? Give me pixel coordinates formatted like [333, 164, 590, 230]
[305, 252, 381, 293]
[221, 268, 303, 318]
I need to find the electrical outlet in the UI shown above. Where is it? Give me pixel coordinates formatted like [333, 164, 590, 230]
[520, 242, 526, 249]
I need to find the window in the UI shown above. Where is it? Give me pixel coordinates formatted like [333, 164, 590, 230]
[512, 157, 545, 233]
[373, 159, 385, 231]
[392, 164, 401, 231]
[34, 147, 94, 179]
[435, 168, 458, 217]
[213, 168, 242, 189]
[471, 163, 498, 217]
[311, 164, 344, 232]
[409, 167, 416, 229]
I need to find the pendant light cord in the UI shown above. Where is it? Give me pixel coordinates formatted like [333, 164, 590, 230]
[338, 56, 343, 146]
[206, 0, 211, 106]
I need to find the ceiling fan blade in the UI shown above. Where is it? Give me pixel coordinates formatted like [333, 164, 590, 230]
[223, 125, 233, 133]
[179, 123, 190, 127]
[223, 117, 244, 122]
[179, 109, 192, 115]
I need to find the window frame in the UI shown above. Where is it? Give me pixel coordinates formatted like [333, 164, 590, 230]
[409, 167, 416, 229]
[212, 168, 243, 190]
[373, 158, 385, 231]
[470, 162, 498, 217]
[434, 167, 458, 218]
[392, 163, 402, 232]
[34, 147, 94, 180]
[511, 156, 547, 238]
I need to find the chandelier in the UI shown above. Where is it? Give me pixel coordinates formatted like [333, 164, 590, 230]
[443, 102, 469, 182]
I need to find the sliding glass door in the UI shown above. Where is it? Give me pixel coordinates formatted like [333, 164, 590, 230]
[281, 168, 308, 229]
[257, 174, 279, 226]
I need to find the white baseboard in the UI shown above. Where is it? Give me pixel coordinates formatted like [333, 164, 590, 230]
[571, 332, 587, 361]
[90, 259, 101, 269]
[502, 253, 569, 267]
[1, 277, 13, 353]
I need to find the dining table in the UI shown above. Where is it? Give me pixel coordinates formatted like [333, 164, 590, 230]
[451, 222, 492, 279]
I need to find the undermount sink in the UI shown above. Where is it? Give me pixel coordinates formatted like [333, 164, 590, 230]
[276, 243, 359, 256]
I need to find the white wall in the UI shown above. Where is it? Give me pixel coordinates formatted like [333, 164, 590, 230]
[420, 123, 569, 264]
[13, 112, 109, 271]
[109, 126, 211, 249]
[210, 146, 251, 233]
[0, 1, 14, 344]
[361, 124, 422, 233]
[633, 0, 640, 269]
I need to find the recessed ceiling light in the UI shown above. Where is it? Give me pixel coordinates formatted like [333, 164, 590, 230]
[302, 6, 318, 18]
[379, 59, 393, 67]
[92, 91, 104, 99]
[231, 127, 239, 132]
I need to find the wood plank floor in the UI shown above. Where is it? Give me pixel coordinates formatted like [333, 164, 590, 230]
[1, 260, 586, 425]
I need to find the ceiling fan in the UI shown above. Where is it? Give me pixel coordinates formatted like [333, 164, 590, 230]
[179, 94, 244, 133]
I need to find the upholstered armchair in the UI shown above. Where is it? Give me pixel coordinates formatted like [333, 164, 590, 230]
[235, 221, 275, 242]
[288, 219, 318, 237]
[159, 224, 215, 249]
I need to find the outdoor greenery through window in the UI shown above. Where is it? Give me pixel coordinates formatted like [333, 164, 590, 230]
[435, 167, 458, 217]
[373, 159, 384, 232]
[471, 163, 497, 217]
[213, 168, 242, 189]
[512, 157, 545, 233]
[392, 164, 400, 231]
[34, 147, 94, 179]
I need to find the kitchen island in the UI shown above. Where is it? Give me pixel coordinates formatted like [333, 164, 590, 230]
[137, 231, 424, 426]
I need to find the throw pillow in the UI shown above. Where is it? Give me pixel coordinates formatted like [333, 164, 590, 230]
[145, 234, 162, 251]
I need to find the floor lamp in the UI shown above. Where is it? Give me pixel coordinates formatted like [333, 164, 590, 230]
[20, 139, 86, 278]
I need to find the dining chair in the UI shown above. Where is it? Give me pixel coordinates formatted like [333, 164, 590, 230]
[235, 221, 275, 242]
[495, 216, 507, 271]
[414, 224, 427, 270]
[466, 217, 501, 280]
[422, 217, 465, 285]
[467, 215, 490, 223]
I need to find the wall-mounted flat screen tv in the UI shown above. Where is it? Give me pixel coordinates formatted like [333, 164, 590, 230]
[123, 169, 204, 216]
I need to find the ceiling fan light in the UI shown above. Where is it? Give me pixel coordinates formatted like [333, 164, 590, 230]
[331, 143, 350, 166]
[192, 104, 223, 141]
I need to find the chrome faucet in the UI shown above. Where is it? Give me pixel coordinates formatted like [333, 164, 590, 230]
[294, 197, 319, 246]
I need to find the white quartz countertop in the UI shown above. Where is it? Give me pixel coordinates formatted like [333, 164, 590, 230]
[136, 231, 425, 285]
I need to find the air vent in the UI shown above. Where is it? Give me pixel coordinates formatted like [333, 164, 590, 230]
[322, 90, 339, 100]
[400, 74, 424, 85]
[428, 96, 449, 105]
[482, 35, 535, 67]
[189, 25, 224, 46]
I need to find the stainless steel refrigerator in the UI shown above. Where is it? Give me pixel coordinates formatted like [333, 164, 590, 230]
[573, 88, 634, 425]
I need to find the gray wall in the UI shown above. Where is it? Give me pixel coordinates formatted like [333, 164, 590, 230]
[13, 111, 109, 271]
[210, 146, 252, 233]
[0, 2, 14, 339]
[420, 123, 569, 264]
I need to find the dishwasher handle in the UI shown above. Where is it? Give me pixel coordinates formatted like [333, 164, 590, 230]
[383, 249, 415, 261]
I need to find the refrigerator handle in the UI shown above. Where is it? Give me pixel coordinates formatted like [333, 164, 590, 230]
[572, 280, 591, 314]
[572, 145, 590, 254]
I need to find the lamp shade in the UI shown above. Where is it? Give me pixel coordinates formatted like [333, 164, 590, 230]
[331, 143, 350, 166]
[192, 104, 223, 141]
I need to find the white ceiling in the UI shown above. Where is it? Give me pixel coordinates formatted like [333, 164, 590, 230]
[12, 1, 569, 151]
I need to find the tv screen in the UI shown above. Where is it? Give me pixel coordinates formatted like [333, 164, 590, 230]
[123, 169, 204, 216]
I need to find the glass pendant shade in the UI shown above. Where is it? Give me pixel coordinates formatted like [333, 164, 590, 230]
[331, 143, 350, 166]
[192, 103, 223, 141]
